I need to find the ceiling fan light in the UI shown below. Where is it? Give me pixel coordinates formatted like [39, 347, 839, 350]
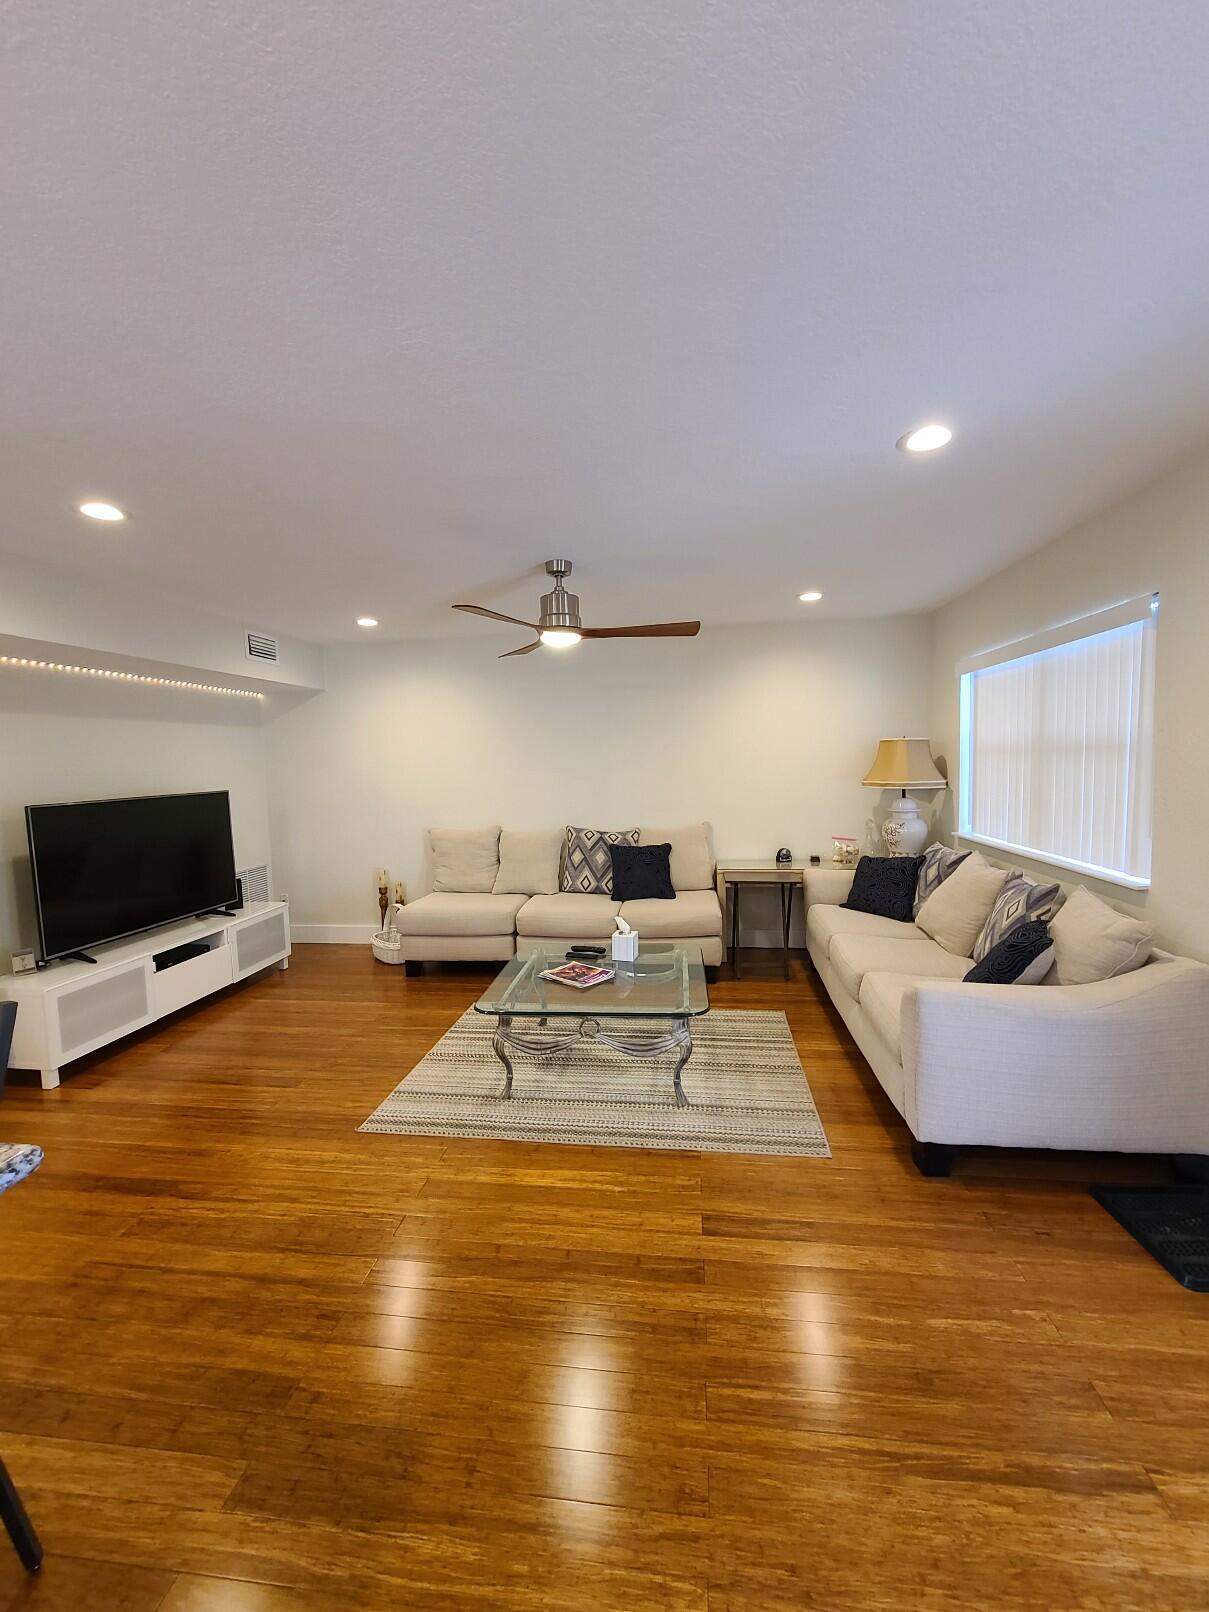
[539, 629, 582, 649]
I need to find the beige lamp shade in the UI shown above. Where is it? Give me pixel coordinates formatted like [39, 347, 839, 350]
[862, 737, 947, 790]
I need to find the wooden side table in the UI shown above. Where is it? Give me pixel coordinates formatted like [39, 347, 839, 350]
[715, 860, 809, 980]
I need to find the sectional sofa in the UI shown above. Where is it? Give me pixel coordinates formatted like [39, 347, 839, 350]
[394, 823, 724, 971]
[804, 864, 1209, 1173]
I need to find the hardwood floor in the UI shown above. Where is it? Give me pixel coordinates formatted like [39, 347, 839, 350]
[0, 944, 1203, 1611]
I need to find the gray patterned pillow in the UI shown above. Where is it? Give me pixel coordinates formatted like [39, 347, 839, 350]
[561, 826, 640, 895]
[973, 873, 1064, 962]
[914, 843, 970, 917]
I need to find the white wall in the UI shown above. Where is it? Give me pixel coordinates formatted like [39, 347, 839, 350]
[0, 669, 271, 966]
[265, 618, 933, 945]
[0, 551, 324, 691]
[930, 442, 1209, 960]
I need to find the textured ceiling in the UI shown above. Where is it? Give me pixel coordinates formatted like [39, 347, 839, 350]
[4, 2, 1209, 642]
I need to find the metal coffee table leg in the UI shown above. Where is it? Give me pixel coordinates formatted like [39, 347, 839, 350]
[492, 1013, 515, 1100]
[670, 1020, 693, 1109]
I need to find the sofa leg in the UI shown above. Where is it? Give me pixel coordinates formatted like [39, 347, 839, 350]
[1172, 1154, 1209, 1184]
[704, 965, 719, 984]
[404, 960, 423, 979]
[912, 1141, 955, 1178]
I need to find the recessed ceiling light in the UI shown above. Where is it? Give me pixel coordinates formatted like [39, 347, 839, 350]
[896, 424, 952, 454]
[798, 590, 823, 603]
[356, 616, 378, 628]
[78, 501, 126, 521]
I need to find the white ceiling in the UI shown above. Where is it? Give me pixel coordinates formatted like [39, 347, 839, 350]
[4, 2, 1209, 643]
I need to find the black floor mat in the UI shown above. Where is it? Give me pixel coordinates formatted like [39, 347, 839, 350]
[1091, 1184, 1209, 1292]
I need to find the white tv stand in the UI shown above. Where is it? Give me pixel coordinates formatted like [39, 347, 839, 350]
[0, 901, 290, 1089]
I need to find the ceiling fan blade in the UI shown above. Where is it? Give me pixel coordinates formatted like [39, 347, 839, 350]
[499, 639, 541, 658]
[579, 621, 701, 639]
[453, 603, 540, 630]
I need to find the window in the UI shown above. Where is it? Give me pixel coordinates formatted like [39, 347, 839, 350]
[957, 595, 1157, 889]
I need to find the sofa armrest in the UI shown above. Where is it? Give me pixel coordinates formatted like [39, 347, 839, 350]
[804, 868, 856, 907]
[899, 959, 1209, 1152]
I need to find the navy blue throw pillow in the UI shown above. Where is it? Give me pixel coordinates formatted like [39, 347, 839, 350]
[610, 842, 675, 902]
[841, 856, 923, 923]
[964, 920, 1053, 984]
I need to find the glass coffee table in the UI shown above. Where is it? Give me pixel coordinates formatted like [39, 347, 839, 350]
[474, 943, 709, 1108]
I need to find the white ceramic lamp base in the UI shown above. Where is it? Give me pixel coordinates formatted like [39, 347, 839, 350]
[882, 793, 931, 857]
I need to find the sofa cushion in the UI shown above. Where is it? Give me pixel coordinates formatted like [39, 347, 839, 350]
[516, 893, 621, 938]
[973, 873, 1063, 961]
[1048, 886, 1154, 985]
[639, 824, 713, 890]
[914, 843, 971, 916]
[394, 892, 527, 937]
[842, 856, 923, 922]
[619, 890, 723, 939]
[859, 971, 917, 1061]
[561, 826, 639, 895]
[611, 843, 674, 902]
[829, 933, 972, 1001]
[914, 851, 1007, 956]
[807, 903, 924, 957]
[430, 826, 501, 894]
[492, 829, 563, 896]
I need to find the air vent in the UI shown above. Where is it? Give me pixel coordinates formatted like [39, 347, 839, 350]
[237, 863, 271, 905]
[245, 630, 279, 664]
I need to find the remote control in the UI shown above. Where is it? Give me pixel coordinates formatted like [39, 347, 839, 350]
[566, 945, 606, 959]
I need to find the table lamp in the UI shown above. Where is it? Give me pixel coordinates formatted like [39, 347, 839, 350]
[862, 737, 947, 856]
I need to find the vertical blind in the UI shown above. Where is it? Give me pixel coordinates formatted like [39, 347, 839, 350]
[958, 597, 1157, 887]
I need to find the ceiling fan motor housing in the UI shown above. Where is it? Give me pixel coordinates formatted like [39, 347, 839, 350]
[540, 559, 581, 630]
[538, 587, 581, 630]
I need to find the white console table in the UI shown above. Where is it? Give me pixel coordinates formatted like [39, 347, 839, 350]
[0, 901, 290, 1089]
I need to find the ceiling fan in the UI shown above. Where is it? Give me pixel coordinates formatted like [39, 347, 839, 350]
[452, 559, 701, 657]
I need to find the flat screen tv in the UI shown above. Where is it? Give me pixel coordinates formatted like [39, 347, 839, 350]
[26, 790, 239, 963]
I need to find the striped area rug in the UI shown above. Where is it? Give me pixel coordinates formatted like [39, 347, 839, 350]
[359, 1008, 830, 1156]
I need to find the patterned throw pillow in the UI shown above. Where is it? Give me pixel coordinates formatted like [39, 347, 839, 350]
[973, 873, 1064, 962]
[913, 843, 970, 917]
[841, 855, 924, 923]
[561, 826, 640, 896]
[964, 920, 1054, 984]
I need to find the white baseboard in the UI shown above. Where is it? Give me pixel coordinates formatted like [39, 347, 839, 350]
[291, 923, 377, 945]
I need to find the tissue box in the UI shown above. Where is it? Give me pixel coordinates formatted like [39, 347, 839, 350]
[611, 930, 639, 963]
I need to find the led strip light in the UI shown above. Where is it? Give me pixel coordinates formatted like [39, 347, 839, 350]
[0, 655, 263, 699]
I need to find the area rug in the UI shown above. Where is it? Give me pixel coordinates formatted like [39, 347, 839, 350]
[359, 1008, 830, 1156]
[1091, 1184, 1209, 1291]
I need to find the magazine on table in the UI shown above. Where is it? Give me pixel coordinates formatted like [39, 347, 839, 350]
[539, 960, 616, 989]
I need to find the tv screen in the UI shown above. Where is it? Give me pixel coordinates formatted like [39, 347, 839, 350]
[26, 791, 239, 962]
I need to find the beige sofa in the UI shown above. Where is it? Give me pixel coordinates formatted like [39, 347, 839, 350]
[805, 867, 1209, 1174]
[395, 824, 724, 972]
